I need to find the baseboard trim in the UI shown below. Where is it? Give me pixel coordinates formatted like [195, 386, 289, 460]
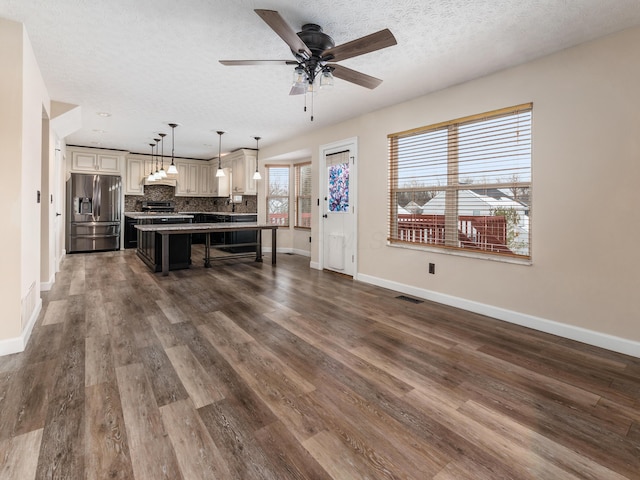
[0, 298, 42, 357]
[310, 261, 321, 270]
[40, 273, 55, 292]
[357, 273, 640, 359]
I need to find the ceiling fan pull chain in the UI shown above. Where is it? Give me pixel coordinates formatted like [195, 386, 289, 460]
[310, 91, 314, 122]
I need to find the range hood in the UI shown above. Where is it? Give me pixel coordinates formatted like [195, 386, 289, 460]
[143, 178, 177, 187]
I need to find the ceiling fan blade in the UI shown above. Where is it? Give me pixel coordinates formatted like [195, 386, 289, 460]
[255, 9, 312, 58]
[323, 29, 397, 62]
[220, 60, 297, 66]
[330, 64, 383, 89]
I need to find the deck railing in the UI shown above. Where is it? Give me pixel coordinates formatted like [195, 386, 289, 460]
[397, 214, 512, 253]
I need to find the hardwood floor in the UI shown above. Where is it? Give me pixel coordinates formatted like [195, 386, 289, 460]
[1, 248, 639, 479]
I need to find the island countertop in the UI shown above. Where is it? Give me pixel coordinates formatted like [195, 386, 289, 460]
[125, 212, 195, 219]
[133, 222, 273, 233]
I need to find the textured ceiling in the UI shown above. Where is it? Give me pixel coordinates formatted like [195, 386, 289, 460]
[2, 0, 640, 159]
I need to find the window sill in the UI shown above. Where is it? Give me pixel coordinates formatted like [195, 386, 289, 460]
[386, 241, 532, 266]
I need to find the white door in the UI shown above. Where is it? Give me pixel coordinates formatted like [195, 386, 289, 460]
[321, 139, 357, 277]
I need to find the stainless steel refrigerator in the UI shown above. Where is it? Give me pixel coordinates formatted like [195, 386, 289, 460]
[66, 173, 122, 253]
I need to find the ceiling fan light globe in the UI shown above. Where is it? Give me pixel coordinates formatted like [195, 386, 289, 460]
[293, 67, 306, 85]
[320, 70, 334, 89]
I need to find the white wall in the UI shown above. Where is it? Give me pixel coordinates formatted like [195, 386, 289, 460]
[260, 26, 640, 354]
[0, 18, 24, 342]
[0, 18, 51, 353]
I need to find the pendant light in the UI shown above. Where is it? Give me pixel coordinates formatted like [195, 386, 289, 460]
[158, 133, 167, 178]
[153, 138, 162, 179]
[216, 131, 226, 177]
[252, 136, 262, 180]
[167, 123, 179, 175]
[147, 143, 156, 182]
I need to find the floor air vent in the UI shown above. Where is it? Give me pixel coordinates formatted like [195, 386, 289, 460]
[396, 295, 423, 304]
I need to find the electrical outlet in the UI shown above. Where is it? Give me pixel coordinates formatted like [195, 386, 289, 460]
[428, 263, 435, 274]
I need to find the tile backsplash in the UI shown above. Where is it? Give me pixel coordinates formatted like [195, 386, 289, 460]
[125, 185, 257, 213]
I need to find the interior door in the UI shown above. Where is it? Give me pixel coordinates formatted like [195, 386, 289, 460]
[54, 147, 62, 267]
[321, 141, 357, 276]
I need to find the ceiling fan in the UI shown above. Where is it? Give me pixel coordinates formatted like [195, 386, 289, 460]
[220, 9, 397, 96]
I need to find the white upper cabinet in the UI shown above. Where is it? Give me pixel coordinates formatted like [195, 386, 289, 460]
[216, 167, 231, 197]
[199, 163, 216, 196]
[69, 147, 123, 174]
[224, 149, 257, 195]
[124, 156, 146, 195]
[175, 160, 216, 197]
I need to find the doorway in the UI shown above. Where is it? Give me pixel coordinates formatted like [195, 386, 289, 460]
[319, 138, 357, 277]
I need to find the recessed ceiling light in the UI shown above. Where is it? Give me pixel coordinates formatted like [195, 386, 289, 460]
[92, 129, 106, 133]
[96, 112, 111, 117]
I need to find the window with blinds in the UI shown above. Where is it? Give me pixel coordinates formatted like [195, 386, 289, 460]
[388, 103, 532, 260]
[295, 162, 312, 228]
[266, 165, 290, 226]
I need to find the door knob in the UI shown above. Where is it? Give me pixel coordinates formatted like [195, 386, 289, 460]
[56, 212, 62, 216]
[322, 214, 328, 218]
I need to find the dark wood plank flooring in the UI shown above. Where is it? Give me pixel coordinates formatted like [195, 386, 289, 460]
[0, 247, 639, 479]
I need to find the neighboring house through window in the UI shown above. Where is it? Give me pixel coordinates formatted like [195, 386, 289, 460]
[388, 103, 533, 260]
[266, 165, 290, 226]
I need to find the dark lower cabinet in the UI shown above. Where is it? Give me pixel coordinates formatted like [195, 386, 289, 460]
[204, 214, 258, 253]
[136, 217, 192, 272]
[225, 215, 258, 253]
[125, 216, 138, 249]
[191, 214, 206, 244]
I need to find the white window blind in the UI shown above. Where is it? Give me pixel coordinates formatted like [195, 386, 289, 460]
[295, 162, 312, 228]
[388, 103, 532, 259]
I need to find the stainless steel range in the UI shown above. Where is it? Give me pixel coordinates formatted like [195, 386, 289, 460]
[141, 200, 176, 213]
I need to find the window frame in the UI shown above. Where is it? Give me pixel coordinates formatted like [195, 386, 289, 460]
[265, 164, 291, 227]
[294, 162, 312, 229]
[388, 103, 533, 262]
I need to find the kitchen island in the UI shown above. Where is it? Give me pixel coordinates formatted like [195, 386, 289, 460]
[179, 212, 258, 250]
[135, 223, 278, 275]
[124, 212, 194, 249]
[130, 214, 194, 272]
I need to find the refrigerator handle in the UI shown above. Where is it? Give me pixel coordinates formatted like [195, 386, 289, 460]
[94, 175, 101, 219]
